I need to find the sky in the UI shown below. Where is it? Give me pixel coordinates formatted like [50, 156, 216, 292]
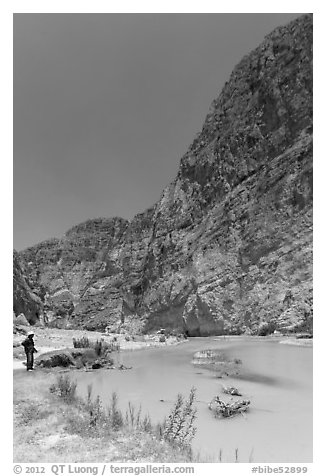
[13, 13, 302, 251]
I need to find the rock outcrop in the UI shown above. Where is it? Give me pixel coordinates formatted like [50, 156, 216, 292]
[13, 251, 43, 324]
[14, 14, 313, 335]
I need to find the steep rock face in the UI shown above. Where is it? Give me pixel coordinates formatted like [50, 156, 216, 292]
[18, 218, 130, 328]
[13, 251, 43, 324]
[16, 14, 313, 335]
[133, 13, 313, 335]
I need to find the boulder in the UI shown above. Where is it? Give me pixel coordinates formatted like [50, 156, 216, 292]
[13, 313, 30, 327]
[35, 349, 75, 368]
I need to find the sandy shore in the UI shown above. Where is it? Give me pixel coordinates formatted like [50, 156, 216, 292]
[213, 335, 313, 347]
[279, 337, 313, 347]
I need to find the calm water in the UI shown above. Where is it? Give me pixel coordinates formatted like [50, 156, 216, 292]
[73, 337, 312, 463]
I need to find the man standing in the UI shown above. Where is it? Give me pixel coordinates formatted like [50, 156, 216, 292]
[21, 332, 38, 371]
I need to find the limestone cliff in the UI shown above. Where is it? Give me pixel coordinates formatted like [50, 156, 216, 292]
[13, 251, 43, 324]
[15, 14, 313, 335]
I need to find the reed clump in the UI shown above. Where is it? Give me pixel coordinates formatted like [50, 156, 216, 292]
[73, 337, 120, 354]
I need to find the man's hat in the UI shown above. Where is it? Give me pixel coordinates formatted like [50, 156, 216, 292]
[28, 331, 34, 337]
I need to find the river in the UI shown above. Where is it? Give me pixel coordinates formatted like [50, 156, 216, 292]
[73, 336, 312, 463]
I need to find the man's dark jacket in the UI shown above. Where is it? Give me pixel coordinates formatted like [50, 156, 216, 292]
[21, 337, 37, 353]
[21, 336, 38, 370]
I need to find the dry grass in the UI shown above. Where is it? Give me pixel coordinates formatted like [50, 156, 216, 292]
[13, 370, 194, 463]
[14, 369, 252, 462]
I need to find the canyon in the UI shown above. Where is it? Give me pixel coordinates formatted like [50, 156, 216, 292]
[14, 14, 313, 336]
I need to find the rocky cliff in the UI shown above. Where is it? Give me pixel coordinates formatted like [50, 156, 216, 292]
[13, 250, 43, 324]
[15, 14, 313, 335]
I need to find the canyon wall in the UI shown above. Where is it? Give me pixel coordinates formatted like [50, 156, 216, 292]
[15, 14, 313, 335]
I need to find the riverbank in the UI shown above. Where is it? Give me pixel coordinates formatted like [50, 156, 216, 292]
[13, 326, 187, 369]
[213, 334, 313, 348]
[13, 369, 194, 463]
[13, 335, 313, 462]
[279, 338, 313, 347]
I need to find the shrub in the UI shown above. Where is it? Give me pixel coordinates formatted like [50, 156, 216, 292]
[73, 336, 90, 348]
[94, 339, 103, 356]
[257, 321, 276, 336]
[85, 385, 107, 428]
[94, 339, 119, 356]
[72, 337, 120, 354]
[48, 378, 198, 460]
[124, 402, 152, 432]
[107, 392, 124, 430]
[49, 374, 77, 402]
[161, 387, 197, 448]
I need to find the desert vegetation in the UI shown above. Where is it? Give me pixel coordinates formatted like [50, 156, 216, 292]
[49, 375, 197, 454]
[73, 336, 120, 354]
[14, 371, 198, 462]
[14, 368, 257, 462]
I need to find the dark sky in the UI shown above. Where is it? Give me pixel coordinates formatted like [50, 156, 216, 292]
[13, 13, 301, 251]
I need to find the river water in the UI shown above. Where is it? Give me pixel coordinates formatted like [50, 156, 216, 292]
[73, 337, 312, 463]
